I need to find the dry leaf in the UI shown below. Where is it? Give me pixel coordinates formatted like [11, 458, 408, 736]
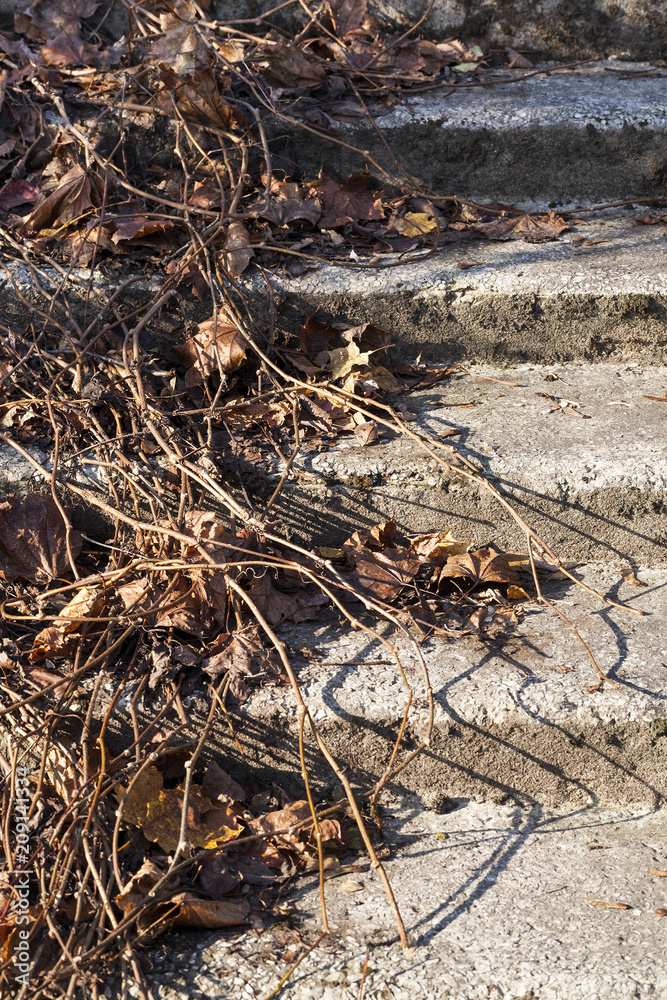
[507, 584, 531, 601]
[392, 211, 438, 237]
[30, 585, 105, 661]
[224, 220, 254, 277]
[326, 0, 367, 36]
[439, 548, 517, 587]
[354, 420, 378, 445]
[317, 171, 383, 229]
[0, 494, 82, 583]
[119, 765, 243, 853]
[0, 180, 40, 210]
[177, 314, 247, 384]
[169, 894, 250, 928]
[261, 43, 326, 89]
[338, 880, 364, 893]
[24, 164, 101, 231]
[111, 216, 175, 244]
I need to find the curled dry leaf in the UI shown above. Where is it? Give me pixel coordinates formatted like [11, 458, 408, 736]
[111, 216, 175, 244]
[223, 220, 254, 277]
[30, 585, 105, 661]
[475, 211, 570, 244]
[24, 164, 101, 232]
[0, 493, 82, 584]
[119, 764, 244, 853]
[0, 180, 40, 211]
[177, 313, 247, 385]
[201, 626, 285, 702]
[343, 520, 422, 601]
[250, 800, 312, 853]
[159, 67, 238, 130]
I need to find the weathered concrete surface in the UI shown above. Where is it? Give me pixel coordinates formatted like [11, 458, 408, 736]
[134, 802, 667, 999]
[3, 363, 666, 563]
[255, 215, 667, 363]
[269, 363, 667, 565]
[238, 562, 667, 811]
[3, 0, 666, 61]
[283, 68, 667, 204]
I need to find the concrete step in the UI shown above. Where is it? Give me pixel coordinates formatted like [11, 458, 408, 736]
[268, 362, 667, 565]
[3, 0, 664, 62]
[241, 562, 667, 812]
[255, 212, 667, 363]
[2, 363, 665, 564]
[283, 66, 667, 205]
[146, 802, 667, 999]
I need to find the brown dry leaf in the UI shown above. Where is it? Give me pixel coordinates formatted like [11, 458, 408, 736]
[247, 180, 321, 227]
[321, 342, 376, 380]
[343, 520, 421, 601]
[160, 67, 238, 129]
[40, 31, 98, 66]
[584, 899, 631, 910]
[261, 43, 326, 89]
[326, 0, 367, 36]
[111, 216, 175, 244]
[201, 627, 285, 702]
[21, 0, 98, 38]
[250, 800, 312, 852]
[408, 529, 467, 563]
[169, 894, 250, 928]
[439, 547, 517, 587]
[24, 164, 101, 231]
[300, 316, 336, 358]
[246, 574, 327, 626]
[317, 171, 384, 230]
[475, 212, 569, 243]
[338, 879, 364, 893]
[506, 48, 533, 69]
[224, 220, 254, 277]
[149, 0, 212, 74]
[506, 584, 531, 601]
[30, 585, 105, 661]
[200, 761, 246, 805]
[177, 314, 247, 384]
[354, 420, 379, 445]
[120, 765, 244, 853]
[0, 494, 82, 583]
[620, 566, 646, 587]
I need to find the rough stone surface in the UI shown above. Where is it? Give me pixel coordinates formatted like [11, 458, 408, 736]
[253, 214, 667, 363]
[284, 68, 667, 204]
[3, 0, 665, 60]
[239, 562, 667, 811]
[269, 362, 667, 564]
[130, 802, 667, 999]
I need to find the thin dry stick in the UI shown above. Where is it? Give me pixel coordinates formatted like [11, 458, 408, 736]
[226, 577, 409, 948]
[259, 931, 327, 1000]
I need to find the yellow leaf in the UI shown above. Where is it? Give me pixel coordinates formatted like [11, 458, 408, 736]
[507, 584, 531, 601]
[393, 211, 438, 237]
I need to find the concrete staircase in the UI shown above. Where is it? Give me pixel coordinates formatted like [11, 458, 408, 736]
[2, 25, 666, 1000]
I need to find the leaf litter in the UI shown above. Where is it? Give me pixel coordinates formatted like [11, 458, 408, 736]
[0, 2, 647, 998]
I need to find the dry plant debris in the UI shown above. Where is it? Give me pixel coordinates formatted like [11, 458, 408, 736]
[0, 2, 646, 998]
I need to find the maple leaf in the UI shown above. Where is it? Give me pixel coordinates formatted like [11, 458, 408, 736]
[438, 547, 517, 587]
[343, 520, 422, 601]
[0, 494, 82, 583]
[159, 67, 238, 130]
[246, 180, 321, 227]
[326, 0, 368, 36]
[24, 164, 101, 231]
[475, 212, 570, 243]
[202, 627, 286, 702]
[317, 171, 384, 229]
[40, 31, 99, 66]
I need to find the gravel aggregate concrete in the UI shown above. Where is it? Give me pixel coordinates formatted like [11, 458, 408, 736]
[238, 561, 667, 811]
[130, 800, 667, 999]
[285, 67, 667, 204]
[254, 213, 667, 362]
[271, 362, 667, 564]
